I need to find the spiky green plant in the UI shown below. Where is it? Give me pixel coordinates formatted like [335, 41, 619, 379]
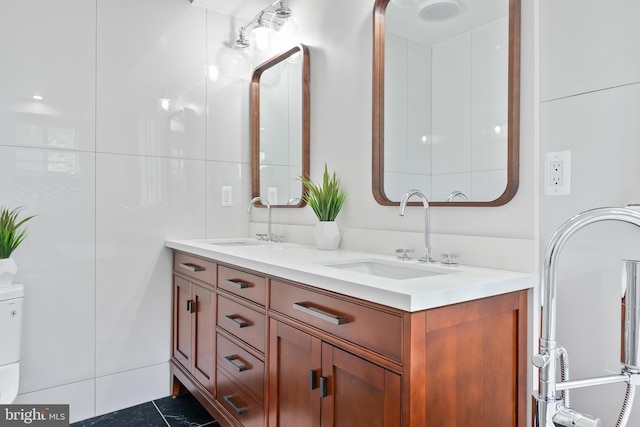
[300, 164, 346, 222]
[0, 207, 35, 259]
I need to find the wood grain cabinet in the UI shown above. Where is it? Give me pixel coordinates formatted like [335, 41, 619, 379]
[215, 265, 267, 427]
[269, 320, 401, 427]
[171, 253, 216, 393]
[170, 250, 528, 427]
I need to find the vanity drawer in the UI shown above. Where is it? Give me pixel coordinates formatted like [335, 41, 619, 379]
[217, 333, 264, 401]
[218, 265, 266, 306]
[174, 252, 215, 285]
[270, 279, 404, 362]
[217, 369, 264, 427]
[217, 295, 266, 353]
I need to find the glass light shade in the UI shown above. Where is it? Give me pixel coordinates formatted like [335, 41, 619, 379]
[251, 25, 271, 51]
[223, 46, 251, 80]
[270, 13, 297, 41]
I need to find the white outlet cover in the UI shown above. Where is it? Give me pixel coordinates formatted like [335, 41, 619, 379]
[221, 186, 232, 206]
[544, 151, 571, 196]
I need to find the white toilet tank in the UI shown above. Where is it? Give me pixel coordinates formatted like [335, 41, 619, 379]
[0, 284, 24, 365]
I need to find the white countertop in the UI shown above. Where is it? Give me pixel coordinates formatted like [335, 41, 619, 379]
[165, 238, 536, 312]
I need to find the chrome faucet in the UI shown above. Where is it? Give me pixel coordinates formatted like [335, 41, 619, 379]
[446, 190, 469, 202]
[399, 189, 432, 263]
[248, 196, 272, 241]
[533, 206, 640, 427]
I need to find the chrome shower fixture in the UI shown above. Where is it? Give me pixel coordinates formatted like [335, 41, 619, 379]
[533, 206, 640, 427]
[233, 0, 297, 51]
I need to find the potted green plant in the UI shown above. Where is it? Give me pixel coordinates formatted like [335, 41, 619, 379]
[0, 207, 35, 287]
[300, 164, 346, 250]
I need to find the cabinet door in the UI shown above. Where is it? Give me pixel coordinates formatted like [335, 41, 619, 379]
[321, 344, 401, 427]
[173, 275, 192, 369]
[269, 320, 321, 427]
[192, 283, 215, 390]
[422, 291, 527, 427]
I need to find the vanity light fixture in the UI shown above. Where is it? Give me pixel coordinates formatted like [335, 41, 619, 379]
[233, 0, 297, 52]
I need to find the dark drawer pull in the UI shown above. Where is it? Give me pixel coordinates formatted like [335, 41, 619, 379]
[186, 300, 195, 313]
[225, 315, 249, 328]
[293, 302, 348, 325]
[223, 395, 247, 415]
[309, 369, 318, 390]
[224, 355, 248, 372]
[179, 263, 204, 272]
[225, 279, 249, 289]
[320, 376, 329, 398]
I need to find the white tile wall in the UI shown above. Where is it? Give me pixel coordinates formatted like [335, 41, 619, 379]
[95, 363, 170, 416]
[0, 0, 96, 152]
[95, 153, 205, 376]
[540, 0, 640, 102]
[0, 148, 96, 393]
[96, 0, 207, 158]
[0, 0, 246, 421]
[14, 379, 96, 423]
[540, 0, 640, 424]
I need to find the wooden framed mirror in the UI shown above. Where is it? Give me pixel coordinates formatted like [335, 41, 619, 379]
[373, 0, 520, 206]
[251, 44, 310, 207]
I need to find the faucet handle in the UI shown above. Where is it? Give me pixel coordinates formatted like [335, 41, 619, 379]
[256, 233, 268, 241]
[441, 253, 459, 266]
[395, 248, 414, 260]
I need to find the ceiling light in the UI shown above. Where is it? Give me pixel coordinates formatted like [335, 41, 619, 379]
[420, 0, 461, 21]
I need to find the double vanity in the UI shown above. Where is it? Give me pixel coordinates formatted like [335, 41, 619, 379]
[166, 238, 534, 427]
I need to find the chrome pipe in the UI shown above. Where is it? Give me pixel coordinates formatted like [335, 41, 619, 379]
[534, 206, 640, 427]
[622, 259, 640, 372]
[555, 373, 630, 391]
[399, 189, 432, 263]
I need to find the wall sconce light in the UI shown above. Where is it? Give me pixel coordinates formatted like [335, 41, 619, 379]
[234, 0, 297, 52]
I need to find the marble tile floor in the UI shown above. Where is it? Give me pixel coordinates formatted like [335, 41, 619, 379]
[71, 393, 220, 427]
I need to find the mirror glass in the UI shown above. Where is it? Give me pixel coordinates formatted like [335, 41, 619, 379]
[251, 44, 310, 207]
[373, 0, 520, 206]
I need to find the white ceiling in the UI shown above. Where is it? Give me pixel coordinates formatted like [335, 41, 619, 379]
[189, 0, 277, 20]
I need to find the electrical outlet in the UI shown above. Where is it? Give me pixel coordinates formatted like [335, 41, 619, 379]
[544, 151, 571, 196]
[221, 186, 232, 206]
[550, 161, 563, 186]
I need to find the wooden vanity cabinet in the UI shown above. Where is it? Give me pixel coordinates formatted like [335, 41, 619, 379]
[171, 250, 528, 427]
[268, 278, 527, 427]
[171, 253, 216, 393]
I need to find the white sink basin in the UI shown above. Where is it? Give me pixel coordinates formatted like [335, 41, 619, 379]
[323, 259, 454, 280]
[205, 239, 267, 247]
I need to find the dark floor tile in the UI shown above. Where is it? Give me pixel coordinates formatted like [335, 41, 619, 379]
[70, 402, 167, 427]
[153, 394, 219, 427]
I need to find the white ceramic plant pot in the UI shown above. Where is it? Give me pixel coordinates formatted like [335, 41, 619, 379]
[0, 258, 17, 287]
[314, 221, 341, 250]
